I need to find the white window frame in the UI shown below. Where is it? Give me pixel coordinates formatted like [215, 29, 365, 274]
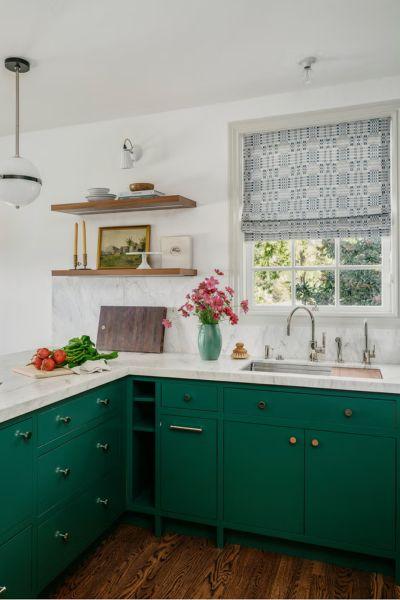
[228, 102, 400, 318]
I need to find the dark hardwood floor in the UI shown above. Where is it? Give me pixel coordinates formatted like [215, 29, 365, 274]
[43, 524, 400, 599]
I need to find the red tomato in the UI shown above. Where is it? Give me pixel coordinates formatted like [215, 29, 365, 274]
[37, 348, 51, 359]
[32, 356, 43, 370]
[53, 349, 67, 365]
[41, 357, 56, 371]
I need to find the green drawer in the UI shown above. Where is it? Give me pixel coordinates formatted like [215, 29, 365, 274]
[37, 418, 120, 515]
[37, 381, 123, 446]
[0, 528, 32, 599]
[0, 417, 33, 536]
[37, 472, 123, 591]
[162, 380, 218, 411]
[223, 387, 395, 431]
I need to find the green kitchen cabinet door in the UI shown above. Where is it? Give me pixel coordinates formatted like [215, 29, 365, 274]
[0, 418, 33, 536]
[0, 527, 32, 599]
[224, 421, 304, 535]
[160, 415, 217, 519]
[306, 430, 395, 552]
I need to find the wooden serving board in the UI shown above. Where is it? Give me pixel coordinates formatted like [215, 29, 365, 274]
[13, 365, 74, 378]
[96, 306, 167, 353]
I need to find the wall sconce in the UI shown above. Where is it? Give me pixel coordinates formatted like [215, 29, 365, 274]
[120, 138, 142, 169]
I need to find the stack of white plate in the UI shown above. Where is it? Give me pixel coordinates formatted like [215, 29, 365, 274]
[85, 187, 117, 202]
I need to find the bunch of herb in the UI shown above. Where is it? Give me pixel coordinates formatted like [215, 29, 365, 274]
[62, 335, 118, 368]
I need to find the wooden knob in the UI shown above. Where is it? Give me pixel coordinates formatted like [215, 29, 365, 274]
[311, 439, 319, 447]
[289, 436, 297, 445]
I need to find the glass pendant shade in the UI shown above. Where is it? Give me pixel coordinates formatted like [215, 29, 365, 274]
[0, 156, 42, 208]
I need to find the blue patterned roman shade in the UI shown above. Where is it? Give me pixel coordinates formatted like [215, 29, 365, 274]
[241, 117, 391, 241]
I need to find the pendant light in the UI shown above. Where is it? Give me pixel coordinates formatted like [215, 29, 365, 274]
[0, 57, 42, 209]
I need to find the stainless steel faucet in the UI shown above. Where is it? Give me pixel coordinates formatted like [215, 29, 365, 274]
[286, 306, 326, 362]
[362, 320, 376, 365]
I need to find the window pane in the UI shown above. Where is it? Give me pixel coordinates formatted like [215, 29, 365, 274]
[339, 270, 382, 306]
[253, 241, 290, 267]
[295, 239, 335, 266]
[295, 270, 335, 306]
[340, 238, 381, 265]
[254, 271, 291, 305]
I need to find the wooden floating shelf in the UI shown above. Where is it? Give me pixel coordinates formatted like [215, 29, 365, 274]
[51, 195, 196, 215]
[51, 268, 198, 277]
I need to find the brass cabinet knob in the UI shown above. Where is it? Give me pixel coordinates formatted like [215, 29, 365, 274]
[0, 587, 7, 595]
[56, 415, 71, 424]
[15, 430, 32, 441]
[311, 439, 319, 447]
[257, 401, 266, 410]
[96, 442, 110, 452]
[97, 398, 110, 406]
[97, 497, 109, 507]
[183, 393, 192, 402]
[289, 436, 297, 445]
[55, 467, 71, 478]
[344, 408, 353, 417]
[55, 530, 70, 542]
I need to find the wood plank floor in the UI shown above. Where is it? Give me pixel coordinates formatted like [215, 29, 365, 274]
[42, 524, 400, 599]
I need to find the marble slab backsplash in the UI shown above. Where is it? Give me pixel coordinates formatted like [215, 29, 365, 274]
[53, 277, 400, 364]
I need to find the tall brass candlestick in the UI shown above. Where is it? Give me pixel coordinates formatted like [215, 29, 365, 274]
[82, 220, 87, 268]
[73, 222, 78, 269]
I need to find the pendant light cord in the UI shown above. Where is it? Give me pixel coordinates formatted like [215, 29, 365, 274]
[15, 64, 20, 157]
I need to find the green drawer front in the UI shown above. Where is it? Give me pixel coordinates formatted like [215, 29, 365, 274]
[223, 387, 395, 430]
[0, 418, 33, 536]
[0, 528, 32, 599]
[37, 471, 123, 592]
[38, 418, 121, 515]
[162, 381, 218, 411]
[37, 381, 123, 446]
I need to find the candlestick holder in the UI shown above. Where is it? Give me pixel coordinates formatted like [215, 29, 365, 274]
[73, 254, 78, 269]
[83, 253, 88, 269]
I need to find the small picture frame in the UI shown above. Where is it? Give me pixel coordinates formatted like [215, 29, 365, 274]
[160, 236, 192, 269]
[97, 225, 151, 269]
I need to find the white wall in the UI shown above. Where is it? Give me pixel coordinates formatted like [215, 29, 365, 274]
[1, 75, 400, 359]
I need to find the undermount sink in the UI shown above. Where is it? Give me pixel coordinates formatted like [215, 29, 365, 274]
[243, 361, 383, 379]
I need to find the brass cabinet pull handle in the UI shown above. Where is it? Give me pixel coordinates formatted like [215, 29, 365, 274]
[344, 408, 353, 417]
[257, 401, 266, 410]
[96, 442, 110, 452]
[55, 530, 70, 542]
[97, 398, 110, 406]
[97, 497, 109, 507]
[183, 393, 192, 402]
[169, 425, 203, 433]
[56, 415, 71, 424]
[311, 439, 319, 447]
[56, 467, 71, 478]
[289, 436, 297, 445]
[15, 430, 32, 441]
[0, 586, 7, 595]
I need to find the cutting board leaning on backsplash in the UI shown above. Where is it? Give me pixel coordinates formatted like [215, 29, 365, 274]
[96, 306, 167, 353]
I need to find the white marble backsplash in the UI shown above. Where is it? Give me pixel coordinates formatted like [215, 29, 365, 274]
[53, 277, 400, 364]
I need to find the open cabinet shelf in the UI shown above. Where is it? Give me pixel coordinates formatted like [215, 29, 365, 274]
[51, 195, 196, 215]
[52, 268, 197, 277]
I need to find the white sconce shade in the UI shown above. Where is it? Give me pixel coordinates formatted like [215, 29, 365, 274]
[121, 138, 142, 169]
[0, 156, 42, 208]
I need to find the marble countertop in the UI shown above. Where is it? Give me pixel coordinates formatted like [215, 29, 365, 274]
[2, 350, 400, 425]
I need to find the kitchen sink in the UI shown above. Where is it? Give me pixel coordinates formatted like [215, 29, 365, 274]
[242, 361, 383, 379]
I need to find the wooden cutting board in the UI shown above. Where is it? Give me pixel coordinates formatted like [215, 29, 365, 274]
[13, 365, 73, 378]
[96, 306, 167, 353]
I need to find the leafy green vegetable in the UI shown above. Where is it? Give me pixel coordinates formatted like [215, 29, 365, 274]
[62, 335, 118, 368]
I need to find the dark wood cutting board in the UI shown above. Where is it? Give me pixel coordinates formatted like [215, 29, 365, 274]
[96, 306, 167, 353]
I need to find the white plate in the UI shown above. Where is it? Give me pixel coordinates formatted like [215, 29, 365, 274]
[87, 187, 109, 194]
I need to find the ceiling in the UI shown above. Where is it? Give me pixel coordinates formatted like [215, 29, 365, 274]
[0, 0, 399, 136]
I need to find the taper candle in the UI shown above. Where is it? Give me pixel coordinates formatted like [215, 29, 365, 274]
[74, 222, 78, 255]
[82, 220, 87, 255]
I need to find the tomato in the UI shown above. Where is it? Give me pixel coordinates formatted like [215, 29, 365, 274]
[52, 349, 67, 365]
[41, 357, 56, 371]
[37, 348, 51, 359]
[32, 356, 43, 370]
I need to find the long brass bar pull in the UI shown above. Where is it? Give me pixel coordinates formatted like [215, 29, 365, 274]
[169, 425, 203, 433]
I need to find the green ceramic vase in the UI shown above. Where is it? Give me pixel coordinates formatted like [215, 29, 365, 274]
[198, 323, 222, 361]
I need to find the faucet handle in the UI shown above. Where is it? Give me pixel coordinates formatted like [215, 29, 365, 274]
[321, 332, 326, 349]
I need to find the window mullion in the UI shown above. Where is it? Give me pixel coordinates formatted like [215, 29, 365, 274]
[291, 239, 295, 306]
[335, 238, 340, 307]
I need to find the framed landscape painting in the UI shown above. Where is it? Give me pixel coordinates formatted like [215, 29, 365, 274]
[97, 225, 150, 269]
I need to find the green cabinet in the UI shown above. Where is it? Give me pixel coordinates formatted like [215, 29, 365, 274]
[306, 430, 395, 552]
[0, 528, 32, 599]
[0, 418, 33, 536]
[160, 414, 217, 519]
[224, 421, 304, 534]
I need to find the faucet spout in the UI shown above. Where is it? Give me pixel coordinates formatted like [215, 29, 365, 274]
[287, 305, 315, 343]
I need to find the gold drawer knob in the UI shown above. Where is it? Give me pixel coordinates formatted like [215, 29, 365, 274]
[55, 467, 71, 478]
[183, 393, 192, 402]
[311, 439, 319, 447]
[289, 436, 297, 445]
[55, 530, 70, 542]
[257, 401, 266, 410]
[56, 415, 71, 424]
[96, 442, 110, 452]
[97, 497, 110, 507]
[344, 408, 353, 417]
[15, 430, 32, 441]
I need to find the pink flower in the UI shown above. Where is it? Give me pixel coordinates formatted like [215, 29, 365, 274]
[225, 286, 234, 296]
[240, 299, 249, 314]
[230, 313, 239, 325]
[162, 318, 172, 328]
[215, 268, 224, 276]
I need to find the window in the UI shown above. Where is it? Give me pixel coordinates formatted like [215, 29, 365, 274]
[247, 236, 391, 312]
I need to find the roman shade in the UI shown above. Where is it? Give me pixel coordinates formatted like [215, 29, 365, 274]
[241, 117, 391, 241]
